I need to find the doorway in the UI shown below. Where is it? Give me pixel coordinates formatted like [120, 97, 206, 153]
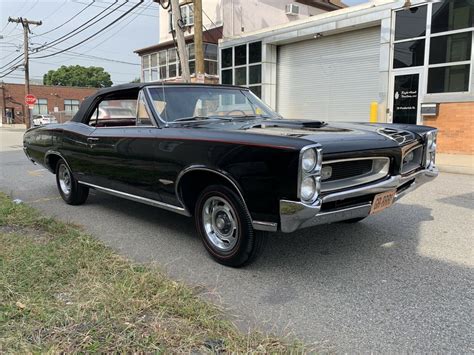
[391, 71, 423, 125]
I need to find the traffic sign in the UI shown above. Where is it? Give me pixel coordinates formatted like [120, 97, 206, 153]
[25, 94, 37, 106]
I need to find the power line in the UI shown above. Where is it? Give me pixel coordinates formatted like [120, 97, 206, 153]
[77, 0, 153, 55]
[31, 1, 145, 59]
[72, 0, 159, 18]
[31, 0, 123, 53]
[32, 1, 96, 38]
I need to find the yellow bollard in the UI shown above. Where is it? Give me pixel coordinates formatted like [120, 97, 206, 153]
[370, 101, 378, 123]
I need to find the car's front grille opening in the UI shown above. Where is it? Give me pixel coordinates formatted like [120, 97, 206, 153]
[324, 160, 373, 182]
[321, 157, 390, 192]
[401, 145, 424, 175]
[320, 194, 375, 212]
[397, 179, 415, 194]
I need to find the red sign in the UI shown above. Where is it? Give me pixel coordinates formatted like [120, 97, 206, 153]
[25, 94, 37, 105]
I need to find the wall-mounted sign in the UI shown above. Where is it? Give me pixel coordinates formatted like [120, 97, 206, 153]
[421, 103, 438, 116]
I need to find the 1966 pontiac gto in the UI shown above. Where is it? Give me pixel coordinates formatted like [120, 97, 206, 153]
[23, 83, 438, 266]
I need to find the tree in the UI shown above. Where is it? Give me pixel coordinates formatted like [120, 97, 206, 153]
[43, 65, 113, 88]
[130, 77, 141, 83]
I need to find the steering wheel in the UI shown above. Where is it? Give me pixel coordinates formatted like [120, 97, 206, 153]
[225, 109, 247, 117]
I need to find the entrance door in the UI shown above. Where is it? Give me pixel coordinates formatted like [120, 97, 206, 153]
[392, 72, 422, 124]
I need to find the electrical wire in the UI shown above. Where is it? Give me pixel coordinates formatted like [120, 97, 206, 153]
[30, 0, 123, 53]
[77, 0, 153, 55]
[31, 1, 145, 59]
[32, 1, 96, 38]
[72, 0, 159, 18]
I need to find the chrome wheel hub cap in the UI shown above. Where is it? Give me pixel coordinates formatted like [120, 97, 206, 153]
[202, 196, 238, 252]
[58, 164, 72, 195]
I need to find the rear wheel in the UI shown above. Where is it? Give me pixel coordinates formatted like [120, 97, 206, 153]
[195, 185, 266, 267]
[55, 159, 89, 205]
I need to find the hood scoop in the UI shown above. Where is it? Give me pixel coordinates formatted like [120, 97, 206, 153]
[256, 119, 327, 130]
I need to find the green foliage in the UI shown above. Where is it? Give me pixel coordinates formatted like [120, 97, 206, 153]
[42, 65, 113, 88]
[130, 77, 141, 83]
[0, 193, 304, 352]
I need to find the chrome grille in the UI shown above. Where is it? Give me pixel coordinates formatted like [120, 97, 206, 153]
[379, 128, 413, 144]
[321, 157, 390, 192]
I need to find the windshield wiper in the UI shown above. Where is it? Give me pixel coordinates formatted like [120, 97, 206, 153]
[171, 115, 231, 123]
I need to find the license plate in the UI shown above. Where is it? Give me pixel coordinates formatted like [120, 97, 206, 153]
[370, 190, 396, 215]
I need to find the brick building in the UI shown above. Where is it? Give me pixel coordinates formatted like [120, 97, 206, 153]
[0, 83, 96, 124]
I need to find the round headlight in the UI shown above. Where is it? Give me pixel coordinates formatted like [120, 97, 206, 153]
[300, 176, 316, 201]
[302, 149, 317, 172]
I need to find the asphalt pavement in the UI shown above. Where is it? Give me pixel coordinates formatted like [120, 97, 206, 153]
[1, 131, 472, 352]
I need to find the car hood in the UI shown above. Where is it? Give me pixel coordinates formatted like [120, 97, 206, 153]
[237, 119, 419, 154]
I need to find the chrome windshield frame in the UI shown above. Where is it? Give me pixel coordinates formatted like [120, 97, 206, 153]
[144, 84, 280, 128]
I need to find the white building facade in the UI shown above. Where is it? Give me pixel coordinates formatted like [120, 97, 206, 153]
[219, 0, 474, 154]
[136, 0, 344, 82]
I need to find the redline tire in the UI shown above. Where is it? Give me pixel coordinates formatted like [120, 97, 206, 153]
[55, 159, 89, 205]
[195, 185, 266, 267]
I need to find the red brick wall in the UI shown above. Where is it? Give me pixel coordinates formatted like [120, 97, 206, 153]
[0, 83, 96, 124]
[423, 102, 474, 155]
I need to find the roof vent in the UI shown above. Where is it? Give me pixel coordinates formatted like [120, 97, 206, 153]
[285, 3, 300, 15]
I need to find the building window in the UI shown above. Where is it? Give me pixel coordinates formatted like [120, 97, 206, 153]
[142, 54, 150, 82]
[168, 3, 194, 32]
[393, 39, 425, 68]
[431, 0, 473, 34]
[187, 43, 217, 76]
[427, 0, 473, 93]
[220, 41, 262, 97]
[168, 48, 178, 78]
[393, 1, 473, 94]
[64, 99, 80, 113]
[32, 99, 48, 115]
[394, 5, 427, 41]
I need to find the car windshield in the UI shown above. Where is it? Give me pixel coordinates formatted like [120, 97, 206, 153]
[147, 86, 279, 124]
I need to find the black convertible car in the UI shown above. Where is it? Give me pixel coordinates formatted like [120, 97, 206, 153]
[23, 83, 438, 266]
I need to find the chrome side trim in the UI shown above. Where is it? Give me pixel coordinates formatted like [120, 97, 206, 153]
[175, 165, 247, 207]
[252, 221, 278, 232]
[79, 181, 191, 217]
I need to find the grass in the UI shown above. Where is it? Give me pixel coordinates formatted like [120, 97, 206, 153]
[0, 193, 301, 353]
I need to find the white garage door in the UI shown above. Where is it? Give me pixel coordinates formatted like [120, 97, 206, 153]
[276, 26, 380, 122]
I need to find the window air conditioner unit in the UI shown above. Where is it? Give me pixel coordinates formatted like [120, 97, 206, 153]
[285, 3, 300, 15]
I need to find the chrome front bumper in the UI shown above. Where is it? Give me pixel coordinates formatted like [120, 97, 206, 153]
[280, 167, 438, 233]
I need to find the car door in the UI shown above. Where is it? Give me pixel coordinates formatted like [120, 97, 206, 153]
[82, 91, 163, 201]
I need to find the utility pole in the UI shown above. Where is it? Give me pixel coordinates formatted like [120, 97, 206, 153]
[194, 0, 204, 81]
[8, 17, 41, 129]
[169, 0, 190, 82]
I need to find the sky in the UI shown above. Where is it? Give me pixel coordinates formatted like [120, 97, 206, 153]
[0, 0, 160, 85]
[0, 0, 369, 86]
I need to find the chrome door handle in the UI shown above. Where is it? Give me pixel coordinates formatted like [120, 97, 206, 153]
[87, 137, 99, 142]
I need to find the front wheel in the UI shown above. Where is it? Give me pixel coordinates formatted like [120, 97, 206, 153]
[55, 159, 89, 205]
[195, 185, 266, 267]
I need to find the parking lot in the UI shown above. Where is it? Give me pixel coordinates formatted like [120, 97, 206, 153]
[1, 129, 472, 353]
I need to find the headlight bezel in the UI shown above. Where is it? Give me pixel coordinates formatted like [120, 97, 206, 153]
[424, 130, 437, 168]
[298, 145, 322, 204]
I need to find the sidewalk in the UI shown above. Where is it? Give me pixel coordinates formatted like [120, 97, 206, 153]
[1, 126, 473, 175]
[0, 126, 26, 152]
[436, 153, 474, 175]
